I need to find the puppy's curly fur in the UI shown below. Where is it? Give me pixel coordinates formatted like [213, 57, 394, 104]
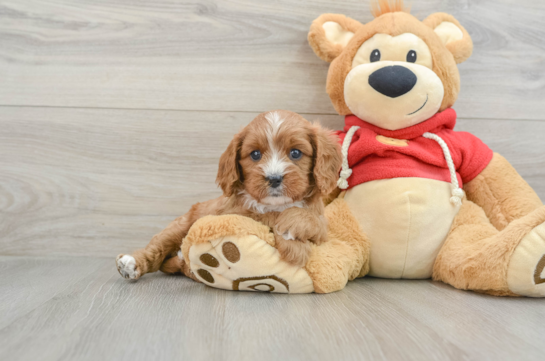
[117, 110, 341, 280]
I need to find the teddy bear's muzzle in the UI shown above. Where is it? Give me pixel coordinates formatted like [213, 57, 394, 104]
[368, 65, 417, 98]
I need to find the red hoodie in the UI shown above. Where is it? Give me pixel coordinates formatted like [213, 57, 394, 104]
[335, 108, 493, 190]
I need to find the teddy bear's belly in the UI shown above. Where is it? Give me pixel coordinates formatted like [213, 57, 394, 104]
[344, 177, 462, 279]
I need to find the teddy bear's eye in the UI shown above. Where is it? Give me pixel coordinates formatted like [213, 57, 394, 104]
[370, 49, 381, 62]
[250, 150, 261, 161]
[407, 50, 417, 63]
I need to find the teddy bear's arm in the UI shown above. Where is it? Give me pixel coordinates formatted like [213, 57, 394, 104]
[463, 153, 542, 231]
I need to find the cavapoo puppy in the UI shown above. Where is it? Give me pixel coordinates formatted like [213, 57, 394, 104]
[116, 110, 342, 280]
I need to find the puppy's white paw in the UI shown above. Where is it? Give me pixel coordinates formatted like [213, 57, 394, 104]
[116, 254, 141, 280]
[282, 231, 295, 240]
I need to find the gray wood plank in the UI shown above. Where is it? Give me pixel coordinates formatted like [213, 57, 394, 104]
[364, 279, 545, 360]
[1, 106, 545, 257]
[0, 256, 111, 329]
[0, 0, 544, 120]
[0, 256, 544, 361]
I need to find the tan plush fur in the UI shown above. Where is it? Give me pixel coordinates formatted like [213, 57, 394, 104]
[306, 0, 545, 296]
[308, 14, 363, 63]
[305, 198, 371, 293]
[182, 203, 371, 293]
[422, 13, 473, 64]
[180, 214, 275, 279]
[370, 0, 408, 18]
[117, 110, 342, 279]
[464, 153, 543, 231]
[433, 201, 545, 296]
[308, 8, 473, 115]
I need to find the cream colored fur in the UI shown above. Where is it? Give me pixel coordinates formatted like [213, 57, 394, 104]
[508, 223, 545, 297]
[345, 178, 460, 279]
[344, 60, 444, 129]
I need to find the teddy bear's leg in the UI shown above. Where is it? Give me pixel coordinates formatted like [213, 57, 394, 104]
[182, 215, 315, 293]
[182, 200, 370, 294]
[464, 153, 542, 231]
[433, 200, 545, 297]
[305, 197, 371, 293]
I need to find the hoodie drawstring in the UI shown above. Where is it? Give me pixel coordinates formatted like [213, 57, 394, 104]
[337, 126, 360, 190]
[337, 128, 464, 206]
[423, 132, 464, 206]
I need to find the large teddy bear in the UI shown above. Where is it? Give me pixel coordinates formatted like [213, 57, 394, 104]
[131, 1, 545, 297]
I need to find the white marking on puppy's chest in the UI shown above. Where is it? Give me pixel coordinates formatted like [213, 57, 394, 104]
[240, 191, 306, 214]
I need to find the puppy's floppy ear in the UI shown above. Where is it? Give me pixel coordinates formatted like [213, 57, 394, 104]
[216, 132, 244, 197]
[311, 124, 342, 195]
[308, 14, 363, 63]
[423, 13, 473, 64]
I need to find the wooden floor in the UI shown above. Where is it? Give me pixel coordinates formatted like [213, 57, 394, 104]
[1, 256, 545, 361]
[1, 0, 545, 360]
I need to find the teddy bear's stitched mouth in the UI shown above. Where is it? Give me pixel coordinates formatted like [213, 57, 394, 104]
[407, 94, 429, 115]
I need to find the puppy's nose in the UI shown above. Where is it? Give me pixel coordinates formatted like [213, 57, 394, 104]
[368, 65, 417, 98]
[266, 175, 283, 188]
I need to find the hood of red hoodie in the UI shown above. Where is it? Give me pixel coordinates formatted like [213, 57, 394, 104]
[344, 108, 457, 140]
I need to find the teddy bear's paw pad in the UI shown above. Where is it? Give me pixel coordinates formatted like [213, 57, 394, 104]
[188, 235, 314, 293]
[508, 222, 545, 297]
[116, 254, 140, 280]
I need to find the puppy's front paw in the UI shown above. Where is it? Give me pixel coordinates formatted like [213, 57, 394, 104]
[275, 208, 327, 245]
[276, 215, 306, 242]
[275, 236, 311, 267]
[282, 230, 295, 241]
[116, 254, 141, 280]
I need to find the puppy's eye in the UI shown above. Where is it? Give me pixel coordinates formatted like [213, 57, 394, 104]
[370, 49, 381, 62]
[289, 149, 303, 160]
[250, 150, 261, 161]
[406, 50, 417, 63]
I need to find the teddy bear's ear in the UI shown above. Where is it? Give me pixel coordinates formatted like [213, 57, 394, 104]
[308, 14, 364, 63]
[423, 13, 473, 64]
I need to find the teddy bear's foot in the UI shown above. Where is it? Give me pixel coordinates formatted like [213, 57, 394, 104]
[182, 215, 315, 293]
[188, 235, 314, 293]
[507, 222, 545, 297]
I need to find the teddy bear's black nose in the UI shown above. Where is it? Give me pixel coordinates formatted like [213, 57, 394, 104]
[368, 65, 417, 98]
